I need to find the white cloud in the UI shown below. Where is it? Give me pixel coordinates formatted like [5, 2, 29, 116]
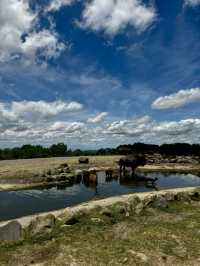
[106, 116, 153, 136]
[21, 30, 65, 62]
[87, 112, 108, 123]
[47, 0, 76, 12]
[185, 0, 200, 6]
[0, 100, 83, 125]
[78, 0, 156, 35]
[0, 0, 65, 63]
[0, 100, 85, 145]
[105, 116, 200, 143]
[0, 110, 200, 147]
[151, 88, 200, 110]
[49, 121, 85, 132]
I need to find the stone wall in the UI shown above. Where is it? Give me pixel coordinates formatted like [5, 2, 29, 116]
[146, 154, 200, 164]
[0, 187, 199, 241]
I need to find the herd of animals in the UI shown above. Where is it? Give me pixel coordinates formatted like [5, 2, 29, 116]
[76, 155, 158, 192]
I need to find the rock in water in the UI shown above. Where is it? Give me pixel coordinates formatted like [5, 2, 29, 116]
[0, 221, 22, 241]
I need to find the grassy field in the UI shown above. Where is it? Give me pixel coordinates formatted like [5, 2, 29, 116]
[0, 156, 121, 181]
[0, 200, 200, 266]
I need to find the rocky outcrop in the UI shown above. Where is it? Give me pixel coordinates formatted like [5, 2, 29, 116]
[146, 154, 200, 165]
[43, 163, 74, 184]
[0, 221, 22, 241]
[28, 214, 56, 235]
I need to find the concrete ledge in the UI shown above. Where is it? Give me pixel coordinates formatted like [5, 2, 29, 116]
[0, 186, 199, 230]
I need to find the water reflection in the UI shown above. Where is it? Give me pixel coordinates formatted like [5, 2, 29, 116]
[0, 171, 199, 221]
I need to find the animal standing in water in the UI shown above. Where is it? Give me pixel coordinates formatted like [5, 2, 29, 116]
[118, 154, 158, 186]
[118, 154, 147, 176]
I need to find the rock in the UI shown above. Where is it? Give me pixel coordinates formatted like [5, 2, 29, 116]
[91, 218, 103, 223]
[165, 192, 175, 201]
[190, 191, 200, 201]
[125, 212, 130, 217]
[172, 246, 187, 258]
[0, 221, 22, 241]
[100, 208, 113, 217]
[57, 173, 68, 182]
[122, 257, 128, 264]
[75, 169, 82, 176]
[45, 176, 56, 183]
[115, 205, 126, 214]
[57, 168, 64, 174]
[59, 211, 80, 225]
[59, 163, 69, 168]
[79, 157, 89, 164]
[135, 202, 144, 214]
[128, 250, 149, 263]
[63, 167, 71, 173]
[176, 192, 190, 201]
[29, 214, 55, 235]
[153, 196, 169, 208]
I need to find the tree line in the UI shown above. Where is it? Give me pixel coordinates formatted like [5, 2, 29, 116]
[0, 142, 199, 160]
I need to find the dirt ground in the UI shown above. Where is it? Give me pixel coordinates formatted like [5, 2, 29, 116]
[0, 199, 200, 266]
[0, 156, 121, 181]
[0, 156, 200, 182]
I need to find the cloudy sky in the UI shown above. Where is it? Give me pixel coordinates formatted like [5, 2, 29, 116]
[0, 0, 200, 149]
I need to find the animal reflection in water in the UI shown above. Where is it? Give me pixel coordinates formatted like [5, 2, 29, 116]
[81, 167, 158, 195]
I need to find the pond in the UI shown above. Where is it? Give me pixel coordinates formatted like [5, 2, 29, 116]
[0, 171, 200, 221]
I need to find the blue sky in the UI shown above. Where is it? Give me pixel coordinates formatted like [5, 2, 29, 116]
[0, 0, 200, 149]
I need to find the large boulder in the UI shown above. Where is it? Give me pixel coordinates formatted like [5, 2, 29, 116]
[79, 157, 89, 164]
[0, 221, 22, 241]
[28, 214, 55, 235]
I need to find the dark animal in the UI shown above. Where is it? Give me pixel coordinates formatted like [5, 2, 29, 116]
[79, 157, 89, 164]
[118, 154, 146, 176]
[105, 169, 113, 178]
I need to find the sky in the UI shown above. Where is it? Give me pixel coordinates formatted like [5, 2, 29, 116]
[0, 0, 200, 149]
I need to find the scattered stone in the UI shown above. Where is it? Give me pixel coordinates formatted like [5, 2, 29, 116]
[153, 196, 169, 209]
[59, 163, 69, 168]
[0, 221, 22, 241]
[122, 257, 128, 264]
[190, 191, 200, 201]
[29, 214, 55, 235]
[79, 157, 89, 164]
[165, 192, 175, 201]
[128, 250, 149, 263]
[172, 246, 187, 258]
[75, 169, 82, 176]
[115, 205, 126, 214]
[101, 208, 113, 217]
[91, 218, 103, 223]
[65, 217, 79, 225]
[135, 202, 144, 214]
[125, 212, 130, 217]
[59, 211, 80, 225]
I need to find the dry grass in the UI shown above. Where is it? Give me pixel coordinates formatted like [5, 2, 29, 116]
[0, 156, 121, 181]
[0, 155, 199, 183]
[0, 200, 200, 266]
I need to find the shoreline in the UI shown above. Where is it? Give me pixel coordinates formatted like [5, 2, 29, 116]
[0, 186, 199, 228]
[0, 163, 200, 192]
